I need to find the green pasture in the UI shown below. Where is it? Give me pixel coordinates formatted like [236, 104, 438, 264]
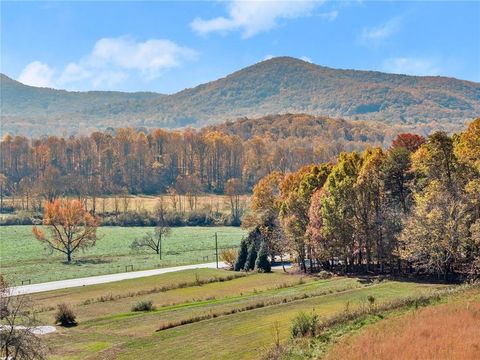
[0, 226, 246, 284]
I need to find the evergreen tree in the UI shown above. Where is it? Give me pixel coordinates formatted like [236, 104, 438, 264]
[234, 238, 249, 271]
[256, 240, 271, 272]
[244, 242, 257, 271]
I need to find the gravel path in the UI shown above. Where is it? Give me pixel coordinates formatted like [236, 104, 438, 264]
[0, 325, 56, 335]
[10, 262, 226, 296]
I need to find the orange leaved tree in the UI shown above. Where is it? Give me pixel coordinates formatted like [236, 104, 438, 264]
[32, 199, 100, 263]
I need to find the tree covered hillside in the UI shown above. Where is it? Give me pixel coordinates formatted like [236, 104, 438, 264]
[2, 57, 479, 136]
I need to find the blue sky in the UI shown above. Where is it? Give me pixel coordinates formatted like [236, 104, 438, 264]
[1, 1, 479, 93]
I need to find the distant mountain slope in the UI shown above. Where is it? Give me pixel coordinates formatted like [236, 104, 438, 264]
[0, 74, 160, 116]
[1, 57, 479, 136]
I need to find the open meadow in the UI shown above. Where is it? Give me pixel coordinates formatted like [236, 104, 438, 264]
[0, 226, 246, 284]
[25, 268, 452, 360]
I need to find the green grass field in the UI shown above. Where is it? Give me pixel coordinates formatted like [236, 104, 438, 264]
[0, 226, 246, 284]
[31, 269, 448, 360]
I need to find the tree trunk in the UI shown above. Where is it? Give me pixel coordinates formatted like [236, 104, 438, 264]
[280, 254, 286, 272]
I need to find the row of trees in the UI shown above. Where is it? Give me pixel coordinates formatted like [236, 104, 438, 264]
[238, 119, 480, 280]
[0, 115, 392, 209]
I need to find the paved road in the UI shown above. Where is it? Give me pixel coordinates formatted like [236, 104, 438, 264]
[10, 262, 226, 296]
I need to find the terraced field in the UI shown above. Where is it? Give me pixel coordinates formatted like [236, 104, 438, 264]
[26, 268, 449, 359]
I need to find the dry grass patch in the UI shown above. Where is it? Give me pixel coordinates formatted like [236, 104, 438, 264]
[326, 293, 480, 360]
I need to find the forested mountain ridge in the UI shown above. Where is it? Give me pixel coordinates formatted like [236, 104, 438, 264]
[0, 74, 161, 114]
[2, 57, 479, 136]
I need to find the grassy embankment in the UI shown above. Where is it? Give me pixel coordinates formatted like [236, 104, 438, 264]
[323, 287, 480, 360]
[24, 268, 450, 359]
[0, 226, 246, 284]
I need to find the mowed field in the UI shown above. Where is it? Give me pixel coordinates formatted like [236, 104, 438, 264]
[0, 226, 246, 284]
[326, 288, 480, 360]
[26, 268, 450, 360]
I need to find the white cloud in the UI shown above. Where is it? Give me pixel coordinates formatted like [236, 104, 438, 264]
[300, 56, 312, 63]
[17, 37, 197, 90]
[318, 10, 338, 21]
[360, 17, 401, 45]
[263, 54, 275, 61]
[18, 61, 55, 87]
[88, 37, 197, 80]
[191, 0, 324, 38]
[382, 57, 441, 76]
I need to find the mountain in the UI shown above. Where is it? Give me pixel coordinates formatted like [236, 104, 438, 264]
[0, 74, 161, 136]
[1, 57, 479, 136]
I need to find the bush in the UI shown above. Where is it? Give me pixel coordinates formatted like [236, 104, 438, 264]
[291, 311, 319, 338]
[131, 300, 155, 312]
[255, 240, 271, 273]
[220, 248, 238, 270]
[55, 303, 77, 327]
[0, 210, 42, 226]
[100, 209, 234, 227]
[318, 270, 333, 279]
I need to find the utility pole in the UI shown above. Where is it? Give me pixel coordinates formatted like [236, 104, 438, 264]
[215, 232, 218, 269]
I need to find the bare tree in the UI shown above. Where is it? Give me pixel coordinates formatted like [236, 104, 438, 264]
[0, 173, 6, 213]
[131, 226, 171, 258]
[167, 187, 178, 212]
[131, 199, 171, 257]
[225, 178, 245, 225]
[0, 276, 46, 360]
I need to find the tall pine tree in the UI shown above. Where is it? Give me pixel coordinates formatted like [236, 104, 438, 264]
[234, 238, 249, 271]
[256, 240, 271, 272]
[244, 242, 257, 271]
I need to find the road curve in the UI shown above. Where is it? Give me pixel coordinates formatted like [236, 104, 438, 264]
[10, 262, 226, 296]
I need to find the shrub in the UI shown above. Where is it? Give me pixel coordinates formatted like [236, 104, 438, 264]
[0, 210, 42, 226]
[318, 270, 333, 279]
[55, 303, 77, 327]
[131, 300, 155, 312]
[255, 240, 271, 273]
[291, 311, 319, 338]
[220, 248, 238, 270]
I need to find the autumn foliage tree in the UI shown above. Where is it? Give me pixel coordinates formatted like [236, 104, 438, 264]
[391, 133, 426, 152]
[32, 199, 100, 263]
[250, 118, 479, 280]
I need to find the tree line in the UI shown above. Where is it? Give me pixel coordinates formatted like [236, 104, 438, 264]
[0, 114, 396, 212]
[235, 119, 479, 280]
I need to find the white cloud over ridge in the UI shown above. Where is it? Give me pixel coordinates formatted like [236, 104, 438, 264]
[360, 17, 401, 45]
[18, 61, 55, 88]
[191, 0, 324, 38]
[382, 57, 441, 76]
[18, 37, 197, 90]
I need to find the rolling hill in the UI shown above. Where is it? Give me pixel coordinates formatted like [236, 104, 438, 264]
[1, 57, 479, 136]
